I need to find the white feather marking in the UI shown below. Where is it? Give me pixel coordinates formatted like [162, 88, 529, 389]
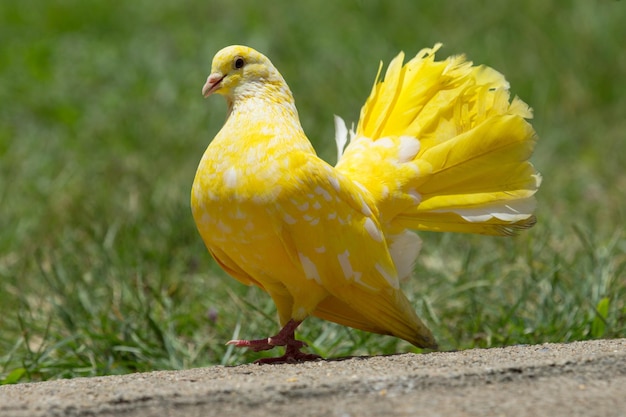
[375, 263, 399, 289]
[360, 198, 373, 217]
[373, 137, 394, 149]
[252, 188, 281, 204]
[388, 231, 421, 281]
[440, 197, 537, 223]
[314, 185, 332, 202]
[303, 214, 320, 225]
[337, 250, 353, 279]
[353, 181, 368, 193]
[352, 271, 377, 291]
[223, 167, 238, 188]
[407, 189, 421, 204]
[295, 201, 309, 211]
[406, 163, 420, 175]
[397, 136, 421, 162]
[329, 176, 341, 193]
[245, 145, 264, 165]
[363, 218, 383, 242]
[232, 208, 247, 219]
[380, 185, 390, 199]
[216, 220, 232, 233]
[283, 213, 297, 224]
[298, 252, 321, 284]
[334, 115, 349, 162]
[193, 188, 203, 204]
[314, 246, 326, 253]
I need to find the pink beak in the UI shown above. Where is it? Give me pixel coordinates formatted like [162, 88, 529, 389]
[202, 73, 225, 97]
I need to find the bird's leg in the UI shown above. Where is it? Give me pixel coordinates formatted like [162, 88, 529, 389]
[226, 319, 321, 364]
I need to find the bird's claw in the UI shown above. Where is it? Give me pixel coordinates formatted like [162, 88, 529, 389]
[254, 351, 321, 365]
[226, 335, 308, 352]
[226, 338, 274, 352]
[225, 320, 320, 363]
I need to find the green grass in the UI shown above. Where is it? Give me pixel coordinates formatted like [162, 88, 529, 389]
[1, 0, 625, 383]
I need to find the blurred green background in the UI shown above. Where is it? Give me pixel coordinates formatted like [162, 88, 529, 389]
[1, 0, 625, 383]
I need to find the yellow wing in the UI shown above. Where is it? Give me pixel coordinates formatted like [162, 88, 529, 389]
[271, 154, 436, 348]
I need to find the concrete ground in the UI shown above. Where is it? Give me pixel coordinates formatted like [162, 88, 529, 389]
[1, 338, 625, 417]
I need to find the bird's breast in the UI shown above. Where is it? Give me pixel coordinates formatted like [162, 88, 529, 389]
[191, 101, 317, 247]
[191, 141, 312, 249]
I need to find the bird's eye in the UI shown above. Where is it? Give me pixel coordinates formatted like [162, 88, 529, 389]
[234, 57, 245, 69]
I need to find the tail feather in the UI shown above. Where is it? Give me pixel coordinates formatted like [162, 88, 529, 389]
[313, 287, 438, 349]
[336, 44, 540, 237]
[416, 115, 537, 195]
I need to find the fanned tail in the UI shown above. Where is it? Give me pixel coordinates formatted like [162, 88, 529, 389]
[336, 44, 541, 237]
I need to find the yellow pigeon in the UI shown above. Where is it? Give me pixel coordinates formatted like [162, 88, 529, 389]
[191, 44, 540, 363]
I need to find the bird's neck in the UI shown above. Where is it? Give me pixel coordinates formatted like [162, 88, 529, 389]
[220, 81, 312, 156]
[227, 79, 299, 120]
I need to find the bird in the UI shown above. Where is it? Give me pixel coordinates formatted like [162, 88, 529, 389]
[191, 44, 541, 364]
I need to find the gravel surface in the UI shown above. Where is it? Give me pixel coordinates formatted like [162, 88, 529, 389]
[1, 339, 625, 417]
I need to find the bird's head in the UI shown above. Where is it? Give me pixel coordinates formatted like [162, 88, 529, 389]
[202, 45, 284, 100]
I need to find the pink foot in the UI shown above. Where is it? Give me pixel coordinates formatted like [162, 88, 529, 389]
[226, 319, 321, 364]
